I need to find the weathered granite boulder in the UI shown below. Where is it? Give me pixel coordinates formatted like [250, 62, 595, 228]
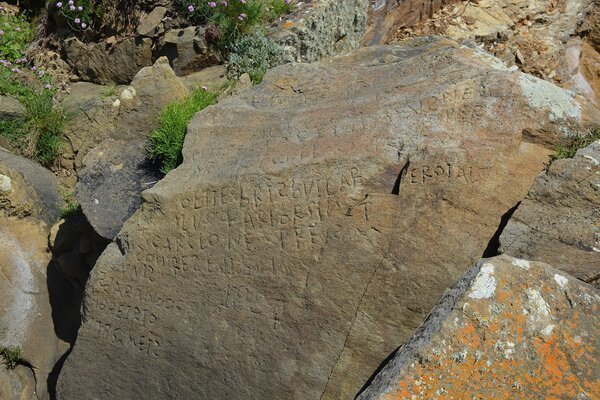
[358, 255, 600, 399]
[0, 149, 66, 400]
[0, 96, 25, 120]
[64, 36, 153, 84]
[76, 139, 162, 240]
[500, 139, 600, 287]
[57, 38, 599, 400]
[269, 0, 369, 62]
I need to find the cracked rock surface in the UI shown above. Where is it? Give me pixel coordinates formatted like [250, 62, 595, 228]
[58, 37, 599, 400]
[500, 139, 600, 287]
[358, 255, 600, 400]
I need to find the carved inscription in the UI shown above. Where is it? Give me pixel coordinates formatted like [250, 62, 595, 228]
[406, 162, 479, 184]
[92, 169, 364, 347]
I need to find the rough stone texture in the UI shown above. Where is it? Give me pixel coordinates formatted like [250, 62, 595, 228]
[157, 26, 218, 76]
[58, 38, 598, 400]
[363, 0, 461, 45]
[384, 0, 599, 104]
[76, 139, 162, 240]
[0, 146, 61, 223]
[268, 0, 369, 62]
[180, 64, 229, 92]
[0, 218, 69, 400]
[0, 96, 25, 120]
[137, 6, 167, 37]
[64, 36, 153, 84]
[357, 255, 600, 400]
[0, 150, 66, 399]
[500, 139, 600, 287]
[59, 57, 189, 173]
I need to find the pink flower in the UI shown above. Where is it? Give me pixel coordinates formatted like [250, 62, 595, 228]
[56, 2, 63, 7]
[81, 22, 87, 29]
[187, 4, 195, 12]
[208, 1, 216, 7]
[74, 17, 80, 24]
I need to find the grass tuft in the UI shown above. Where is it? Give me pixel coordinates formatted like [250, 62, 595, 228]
[149, 89, 218, 174]
[553, 127, 600, 160]
[0, 346, 23, 370]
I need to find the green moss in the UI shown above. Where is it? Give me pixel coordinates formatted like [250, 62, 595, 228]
[149, 89, 218, 174]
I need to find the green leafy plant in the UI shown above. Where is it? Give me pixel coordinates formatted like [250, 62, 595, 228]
[149, 89, 218, 174]
[553, 127, 600, 160]
[0, 13, 34, 62]
[181, 0, 294, 49]
[0, 346, 23, 370]
[227, 31, 282, 83]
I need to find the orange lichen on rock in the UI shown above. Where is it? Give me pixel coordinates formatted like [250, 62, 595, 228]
[359, 255, 600, 400]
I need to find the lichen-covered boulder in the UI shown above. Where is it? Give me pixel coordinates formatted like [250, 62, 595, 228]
[358, 255, 600, 400]
[57, 38, 599, 400]
[500, 139, 600, 287]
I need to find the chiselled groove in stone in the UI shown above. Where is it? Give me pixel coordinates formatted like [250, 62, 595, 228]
[320, 245, 391, 400]
[391, 159, 410, 195]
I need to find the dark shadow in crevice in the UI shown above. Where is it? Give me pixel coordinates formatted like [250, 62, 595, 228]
[482, 201, 521, 258]
[354, 346, 400, 398]
[391, 159, 410, 195]
[46, 210, 110, 399]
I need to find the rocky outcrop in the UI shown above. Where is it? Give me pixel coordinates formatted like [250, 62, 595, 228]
[57, 38, 598, 400]
[358, 255, 600, 399]
[64, 36, 153, 85]
[269, 0, 369, 62]
[0, 150, 65, 400]
[500, 139, 600, 287]
[59, 57, 189, 174]
[157, 26, 219, 76]
[382, 0, 600, 105]
[363, 0, 461, 45]
[76, 139, 162, 240]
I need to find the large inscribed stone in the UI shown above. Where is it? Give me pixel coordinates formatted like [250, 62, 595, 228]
[58, 38, 599, 399]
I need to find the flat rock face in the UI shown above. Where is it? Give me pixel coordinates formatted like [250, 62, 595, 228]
[358, 255, 600, 400]
[76, 139, 162, 239]
[500, 140, 600, 286]
[58, 38, 597, 400]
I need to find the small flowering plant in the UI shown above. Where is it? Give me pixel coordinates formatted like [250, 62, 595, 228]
[53, 0, 93, 31]
[182, 0, 294, 48]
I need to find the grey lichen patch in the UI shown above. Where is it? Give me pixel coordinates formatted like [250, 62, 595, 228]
[519, 74, 581, 121]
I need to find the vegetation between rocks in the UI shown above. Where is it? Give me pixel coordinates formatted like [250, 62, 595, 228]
[181, 0, 294, 50]
[149, 89, 218, 174]
[227, 31, 282, 83]
[0, 346, 23, 370]
[0, 9, 66, 166]
[553, 127, 600, 160]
